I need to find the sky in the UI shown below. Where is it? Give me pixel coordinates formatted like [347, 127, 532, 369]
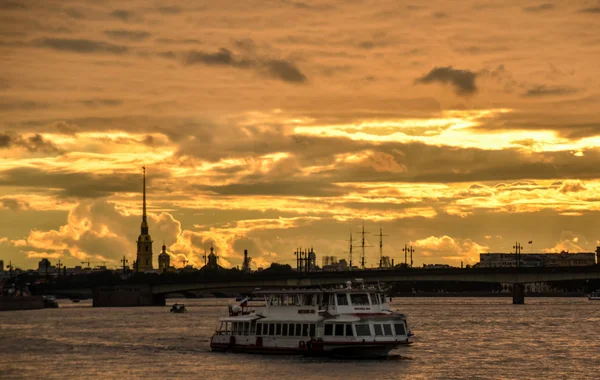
[1, 0, 600, 271]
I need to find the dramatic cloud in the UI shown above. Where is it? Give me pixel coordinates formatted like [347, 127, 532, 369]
[33, 38, 129, 54]
[523, 85, 577, 97]
[415, 66, 477, 95]
[0, 198, 30, 211]
[579, 7, 600, 14]
[110, 9, 134, 21]
[0, 132, 60, 153]
[0, 1, 27, 10]
[263, 59, 307, 83]
[182, 48, 306, 83]
[2, 0, 600, 271]
[523, 3, 554, 12]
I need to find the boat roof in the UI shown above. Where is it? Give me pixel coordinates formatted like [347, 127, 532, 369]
[219, 315, 262, 322]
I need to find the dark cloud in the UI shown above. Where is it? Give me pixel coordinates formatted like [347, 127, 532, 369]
[0, 168, 160, 198]
[281, 1, 334, 10]
[199, 180, 347, 197]
[156, 38, 201, 45]
[79, 99, 123, 107]
[33, 38, 129, 54]
[523, 3, 554, 12]
[580, 7, 600, 13]
[415, 66, 477, 95]
[0, 1, 26, 9]
[0, 99, 49, 111]
[263, 60, 307, 83]
[0, 132, 60, 154]
[110, 10, 134, 21]
[0, 134, 9, 147]
[157, 6, 181, 14]
[0, 198, 29, 211]
[183, 48, 307, 84]
[65, 8, 85, 19]
[472, 110, 600, 139]
[559, 182, 586, 194]
[185, 48, 237, 66]
[523, 85, 577, 97]
[104, 30, 150, 41]
[234, 38, 257, 52]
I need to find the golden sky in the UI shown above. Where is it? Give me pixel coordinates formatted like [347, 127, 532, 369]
[1, 0, 600, 270]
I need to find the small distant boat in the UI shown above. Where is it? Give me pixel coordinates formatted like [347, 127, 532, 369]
[42, 295, 59, 308]
[170, 303, 186, 313]
[588, 292, 600, 301]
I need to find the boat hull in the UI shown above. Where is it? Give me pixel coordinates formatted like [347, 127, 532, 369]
[210, 339, 411, 358]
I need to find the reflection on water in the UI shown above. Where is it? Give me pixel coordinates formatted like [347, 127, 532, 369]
[1, 298, 600, 379]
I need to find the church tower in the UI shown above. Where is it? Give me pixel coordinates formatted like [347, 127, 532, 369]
[135, 166, 153, 271]
[158, 242, 170, 273]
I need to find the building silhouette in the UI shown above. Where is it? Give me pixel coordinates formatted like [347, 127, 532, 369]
[158, 242, 170, 273]
[135, 167, 153, 272]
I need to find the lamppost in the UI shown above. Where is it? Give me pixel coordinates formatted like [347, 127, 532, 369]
[513, 242, 523, 269]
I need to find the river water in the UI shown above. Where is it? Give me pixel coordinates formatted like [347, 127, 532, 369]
[1, 298, 599, 379]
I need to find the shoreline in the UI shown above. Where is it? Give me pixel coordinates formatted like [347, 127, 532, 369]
[390, 291, 587, 298]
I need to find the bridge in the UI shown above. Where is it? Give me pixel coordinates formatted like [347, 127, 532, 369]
[150, 266, 600, 304]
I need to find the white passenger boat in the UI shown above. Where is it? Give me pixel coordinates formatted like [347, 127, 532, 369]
[210, 281, 413, 358]
[588, 292, 600, 300]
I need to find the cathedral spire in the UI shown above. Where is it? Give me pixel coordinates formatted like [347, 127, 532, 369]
[141, 166, 148, 235]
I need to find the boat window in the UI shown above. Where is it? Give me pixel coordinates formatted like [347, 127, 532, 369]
[289, 323, 295, 336]
[303, 323, 309, 336]
[324, 324, 333, 336]
[232, 322, 238, 335]
[336, 294, 349, 306]
[310, 324, 316, 337]
[383, 324, 393, 336]
[334, 324, 344, 336]
[374, 324, 384, 336]
[295, 324, 302, 336]
[355, 324, 371, 336]
[282, 324, 288, 336]
[345, 324, 353, 337]
[394, 323, 406, 336]
[350, 294, 370, 306]
[276, 323, 282, 335]
[287, 296, 296, 306]
[269, 323, 275, 336]
[256, 323, 262, 335]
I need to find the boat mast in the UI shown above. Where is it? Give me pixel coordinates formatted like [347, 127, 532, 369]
[348, 230, 353, 271]
[360, 222, 370, 270]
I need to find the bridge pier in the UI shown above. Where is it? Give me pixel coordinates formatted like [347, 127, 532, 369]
[512, 283, 525, 304]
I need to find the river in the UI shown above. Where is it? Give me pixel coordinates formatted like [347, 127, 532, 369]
[1, 298, 599, 379]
